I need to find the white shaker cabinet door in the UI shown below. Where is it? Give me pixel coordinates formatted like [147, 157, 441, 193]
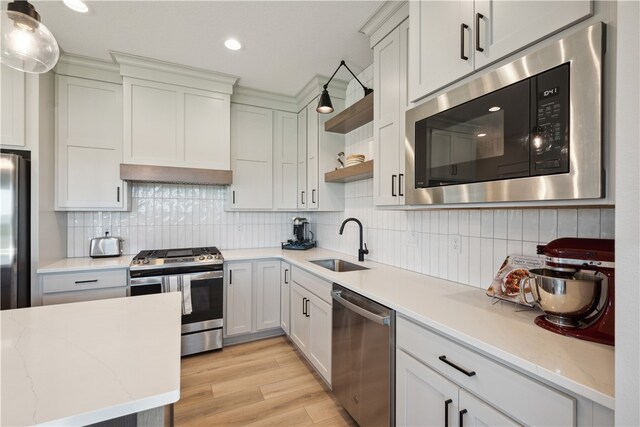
[396, 349, 460, 427]
[280, 262, 291, 335]
[296, 109, 308, 209]
[409, 0, 474, 101]
[289, 282, 310, 354]
[474, 0, 592, 69]
[307, 294, 332, 384]
[255, 260, 281, 331]
[1, 64, 25, 147]
[183, 90, 230, 170]
[273, 111, 298, 210]
[225, 262, 253, 337]
[306, 102, 319, 209]
[228, 104, 273, 210]
[56, 75, 127, 210]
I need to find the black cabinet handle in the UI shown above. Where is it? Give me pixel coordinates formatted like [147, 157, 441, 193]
[399, 173, 404, 197]
[460, 23, 469, 60]
[475, 13, 484, 52]
[305, 298, 310, 317]
[116, 186, 120, 202]
[439, 355, 476, 377]
[284, 268, 289, 284]
[459, 409, 468, 427]
[312, 189, 316, 204]
[301, 191, 305, 205]
[232, 190, 236, 204]
[75, 279, 98, 284]
[445, 399, 453, 427]
[392, 174, 397, 197]
[229, 270, 233, 284]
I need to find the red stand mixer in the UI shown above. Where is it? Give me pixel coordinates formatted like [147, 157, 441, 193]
[521, 238, 615, 346]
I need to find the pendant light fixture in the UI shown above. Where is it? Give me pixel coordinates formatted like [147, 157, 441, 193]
[1, 0, 60, 73]
[317, 60, 373, 114]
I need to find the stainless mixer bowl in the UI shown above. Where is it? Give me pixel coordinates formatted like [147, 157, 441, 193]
[528, 268, 603, 327]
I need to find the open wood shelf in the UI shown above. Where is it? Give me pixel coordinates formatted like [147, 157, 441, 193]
[324, 92, 373, 134]
[324, 160, 374, 183]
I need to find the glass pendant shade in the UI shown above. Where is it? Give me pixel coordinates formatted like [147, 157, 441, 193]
[1, 9, 60, 74]
[316, 89, 334, 114]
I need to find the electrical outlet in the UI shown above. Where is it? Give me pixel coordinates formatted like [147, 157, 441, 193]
[449, 235, 461, 254]
[236, 224, 243, 233]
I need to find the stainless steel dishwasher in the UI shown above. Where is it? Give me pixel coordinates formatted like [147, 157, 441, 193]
[332, 283, 395, 427]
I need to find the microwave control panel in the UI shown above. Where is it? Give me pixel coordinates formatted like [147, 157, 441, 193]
[531, 63, 570, 175]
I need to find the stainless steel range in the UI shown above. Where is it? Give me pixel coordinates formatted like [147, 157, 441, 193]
[129, 247, 224, 356]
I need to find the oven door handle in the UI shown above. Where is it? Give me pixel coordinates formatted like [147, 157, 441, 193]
[130, 276, 165, 287]
[187, 271, 224, 281]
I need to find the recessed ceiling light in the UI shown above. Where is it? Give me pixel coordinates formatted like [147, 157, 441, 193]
[63, 0, 89, 13]
[477, 133, 487, 137]
[224, 38, 242, 51]
[488, 106, 501, 112]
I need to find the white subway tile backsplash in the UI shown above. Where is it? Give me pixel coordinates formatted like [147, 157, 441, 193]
[557, 209, 578, 237]
[469, 210, 481, 237]
[539, 209, 558, 243]
[578, 209, 601, 238]
[507, 209, 523, 240]
[494, 209, 507, 239]
[522, 210, 539, 242]
[600, 208, 615, 239]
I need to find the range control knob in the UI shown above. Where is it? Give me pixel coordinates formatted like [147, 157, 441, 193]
[215, 253, 221, 259]
[199, 256, 205, 260]
[132, 260, 140, 265]
[142, 259, 150, 264]
[207, 255, 213, 259]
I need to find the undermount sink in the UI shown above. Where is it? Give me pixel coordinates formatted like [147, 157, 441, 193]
[308, 259, 370, 272]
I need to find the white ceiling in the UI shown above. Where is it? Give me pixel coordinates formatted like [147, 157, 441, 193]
[32, 0, 384, 96]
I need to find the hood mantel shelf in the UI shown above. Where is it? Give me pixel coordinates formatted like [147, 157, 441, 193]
[120, 164, 232, 185]
[324, 92, 373, 134]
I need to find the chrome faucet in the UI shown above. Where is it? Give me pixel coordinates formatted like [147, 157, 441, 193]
[339, 217, 369, 262]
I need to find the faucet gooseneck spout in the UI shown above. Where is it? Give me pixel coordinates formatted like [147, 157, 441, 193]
[339, 217, 369, 262]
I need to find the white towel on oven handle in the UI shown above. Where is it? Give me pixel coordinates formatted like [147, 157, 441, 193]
[168, 276, 179, 293]
[181, 275, 193, 315]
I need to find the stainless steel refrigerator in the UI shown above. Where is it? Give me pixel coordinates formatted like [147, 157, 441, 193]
[1, 152, 30, 310]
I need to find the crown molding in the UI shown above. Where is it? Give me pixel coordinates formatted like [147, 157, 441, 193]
[110, 51, 239, 94]
[231, 86, 298, 112]
[295, 74, 348, 111]
[54, 53, 122, 84]
[360, 0, 409, 48]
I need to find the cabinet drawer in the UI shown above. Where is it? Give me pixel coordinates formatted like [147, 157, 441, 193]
[397, 316, 575, 426]
[42, 287, 127, 305]
[42, 269, 128, 294]
[290, 266, 331, 304]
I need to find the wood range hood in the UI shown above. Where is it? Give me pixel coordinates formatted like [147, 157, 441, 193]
[120, 164, 232, 185]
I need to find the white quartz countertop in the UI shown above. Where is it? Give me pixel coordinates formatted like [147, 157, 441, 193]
[37, 247, 614, 409]
[37, 256, 133, 273]
[1, 293, 182, 426]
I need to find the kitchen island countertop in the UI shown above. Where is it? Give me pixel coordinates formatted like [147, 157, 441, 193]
[1, 293, 181, 426]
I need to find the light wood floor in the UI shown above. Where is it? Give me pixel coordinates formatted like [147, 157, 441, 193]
[175, 336, 357, 426]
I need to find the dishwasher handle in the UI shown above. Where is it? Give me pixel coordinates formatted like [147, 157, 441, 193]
[331, 290, 390, 326]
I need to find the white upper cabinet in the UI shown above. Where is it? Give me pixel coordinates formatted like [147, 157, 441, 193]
[300, 97, 345, 212]
[123, 78, 230, 170]
[409, 0, 592, 101]
[55, 75, 128, 210]
[113, 52, 236, 171]
[1, 64, 25, 147]
[227, 104, 273, 210]
[297, 108, 308, 209]
[473, 0, 593, 69]
[374, 19, 410, 206]
[273, 111, 298, 210]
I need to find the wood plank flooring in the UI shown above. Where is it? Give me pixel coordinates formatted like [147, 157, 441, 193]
[175, 336, 357, 426]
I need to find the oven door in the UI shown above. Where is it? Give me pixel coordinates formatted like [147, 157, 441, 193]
[181, 270, 223, 333]
[129, 276, 164, 296]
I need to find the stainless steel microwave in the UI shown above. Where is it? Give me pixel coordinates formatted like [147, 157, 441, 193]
[405, 23, 605, 205]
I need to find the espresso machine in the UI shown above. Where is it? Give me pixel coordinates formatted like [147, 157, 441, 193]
[282, 217, 316, 250]
[521, 238, 614, 346]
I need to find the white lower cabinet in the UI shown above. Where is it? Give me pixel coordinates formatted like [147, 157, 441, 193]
[225, 260, 281, 338]
[40, 269, 128, 306]
[397, 316, 576, 426]
[280, 262, 291, 334]
[289, 267, 332, 384]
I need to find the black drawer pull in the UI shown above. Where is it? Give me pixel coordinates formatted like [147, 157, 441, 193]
[75, 279, 98, 284]
[475, 13, 484, 52]
[302, 297, 307, 315]
[399, 173, 404, 197]
[439, 355, 476, 377]
[444, 399, 453, 427]
[392, 174, 397, 196]
[305, 298, 310, 317]
[284, 268, 289, 284]
[312, 189, 316, 204]
[459, 409, 468, 427]
[301, 191, 305, 205]
[460, 23, 469, 60]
